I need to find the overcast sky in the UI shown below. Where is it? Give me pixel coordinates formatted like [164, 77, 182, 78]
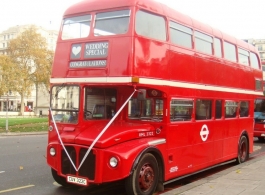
[1, 0, 265, 39]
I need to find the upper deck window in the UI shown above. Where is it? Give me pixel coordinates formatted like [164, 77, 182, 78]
[94, 10, 130, 36]
[250, 52, 260, 69]
[194, 31, 213, 55]
[62, 15, 91, 40]
[224, 42, 236, 62]
[238, 48, 249, 66]
[170, 21, 192, 48]
[135, 10, 166, 41]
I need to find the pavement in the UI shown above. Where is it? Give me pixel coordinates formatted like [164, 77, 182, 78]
[1, 132, 264, 195]
[162, 145, 265, 195]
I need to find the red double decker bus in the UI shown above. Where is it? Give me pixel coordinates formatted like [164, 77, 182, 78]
[47, 0, 263, 194]
[254, 97, 265, 140]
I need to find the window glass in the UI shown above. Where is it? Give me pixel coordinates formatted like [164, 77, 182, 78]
[239, 101, 249, 117]
[224, 42, 236, 62]
[255, 99, 265, 112]
[170, 21, 192, 48]
[255, 79, 262, 91]
[94, 10, 130, 36]
[195, 99, 212, 120]
[225, 101, 238, 118]
[238, 48, 249, 66]
[250, 52, 260, 69]
[136, 10, 166, 41]
[194, 31, 213, 54]
[128, 89, 163, 122]
[215, 100, 222, 119]
[62, 15, 91, 40]
[214, 38, 222, 57]
[50, 85, 80, 124]
[84, 87, 117, 120]
[170, 99, 193, 121]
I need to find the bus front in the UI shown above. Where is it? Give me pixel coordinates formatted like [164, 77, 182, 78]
[47, 1, 167, 194]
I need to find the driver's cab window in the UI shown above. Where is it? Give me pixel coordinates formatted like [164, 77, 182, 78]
[84, 87, 116, 120]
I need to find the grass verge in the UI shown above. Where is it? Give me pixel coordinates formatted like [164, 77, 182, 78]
[0, 117, 48, 133]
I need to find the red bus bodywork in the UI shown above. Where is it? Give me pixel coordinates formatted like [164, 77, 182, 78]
[47, 0, 263, 194]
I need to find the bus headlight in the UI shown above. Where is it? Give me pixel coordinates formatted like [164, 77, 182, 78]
[49, 126, 53, 131]
[109, 157, 118, 168]
[50, 147, 56, 156]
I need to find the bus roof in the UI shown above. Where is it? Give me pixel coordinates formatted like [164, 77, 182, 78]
[63, 0, 258, 53]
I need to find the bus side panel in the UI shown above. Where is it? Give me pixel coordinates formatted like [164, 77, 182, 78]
[212, 120, 224, 164]
[194, 54, 219, 86]
[165, 122, 194, 180]
[192, 121, 215, 172]
[169, 45, 195, 83]
[222, 119, 238, 160]
[134, 37, 169, 79]
[239, 117, 254, 153]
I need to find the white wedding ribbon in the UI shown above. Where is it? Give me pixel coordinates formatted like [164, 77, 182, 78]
[50, 89, 137, 171]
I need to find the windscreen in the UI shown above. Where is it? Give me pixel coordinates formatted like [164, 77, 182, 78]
[50, 85, 80, 123]
[84, 87, 117, 120]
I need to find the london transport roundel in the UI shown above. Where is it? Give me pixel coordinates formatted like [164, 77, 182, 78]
[200, 124, 209, 142]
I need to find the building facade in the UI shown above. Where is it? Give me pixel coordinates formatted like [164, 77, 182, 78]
[0, 25, 58, 116]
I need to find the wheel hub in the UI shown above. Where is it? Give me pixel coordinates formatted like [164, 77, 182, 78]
[139, 164, 154, 191]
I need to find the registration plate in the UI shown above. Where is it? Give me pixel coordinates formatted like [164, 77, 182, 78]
[67, 175, 87, 186]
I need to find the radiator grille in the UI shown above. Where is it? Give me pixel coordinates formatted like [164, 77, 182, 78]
[61, 146, 96, 180]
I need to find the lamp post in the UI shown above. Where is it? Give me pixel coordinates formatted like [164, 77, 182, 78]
[6, 92, 8, 133]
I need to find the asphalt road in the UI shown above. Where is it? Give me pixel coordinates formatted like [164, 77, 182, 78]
[0, 135, 264, 195]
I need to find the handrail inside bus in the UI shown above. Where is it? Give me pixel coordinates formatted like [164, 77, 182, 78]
[50, 88, 138, 171]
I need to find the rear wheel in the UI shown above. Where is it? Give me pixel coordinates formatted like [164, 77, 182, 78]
[125, 153, 159, 195]
[236, 135, 249, 164]
[258, 137, 265, 141]
[51, 168, 72, 187]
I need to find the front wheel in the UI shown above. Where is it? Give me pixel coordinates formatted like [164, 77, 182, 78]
[236, 135, 249, 164]
[125, 153, 159, 195]
[51, 168, 72, 187]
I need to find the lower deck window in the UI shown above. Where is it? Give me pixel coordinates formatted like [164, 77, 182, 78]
[225, 101, 238, 118]
[170, 99, 193, 121]
[128, 98, 163, 121]
[196, 99, 212, 120]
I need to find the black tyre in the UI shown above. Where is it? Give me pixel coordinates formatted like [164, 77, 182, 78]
[236, 135, 249, 164]
[51, 168, 72, 187]
[125, 153, 159, 195]
[258, 137, 264, 142]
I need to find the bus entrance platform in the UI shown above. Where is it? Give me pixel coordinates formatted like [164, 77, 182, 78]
[161, 146, 265, 195]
